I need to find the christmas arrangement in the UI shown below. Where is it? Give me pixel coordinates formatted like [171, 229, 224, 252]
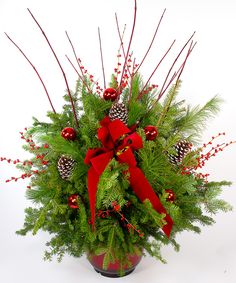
[2, 0, 235, 278]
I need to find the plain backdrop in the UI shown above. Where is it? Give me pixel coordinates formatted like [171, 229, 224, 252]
[0, 0, 236, 282]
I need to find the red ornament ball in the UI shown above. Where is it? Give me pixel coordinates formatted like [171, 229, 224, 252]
[103, 88, 118, 101]
[68, 194, 79, 209]
[144, 125, 158, 141]
[61, 127, 76, 141]
[165, 189, 176, 203]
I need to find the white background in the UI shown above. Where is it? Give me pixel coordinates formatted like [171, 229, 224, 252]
[0, 0, 236, 282]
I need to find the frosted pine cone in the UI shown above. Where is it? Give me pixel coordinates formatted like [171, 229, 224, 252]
[57, 155, 76, 180]
[109, 102, 128, 125]
[169, 140, 192, 165]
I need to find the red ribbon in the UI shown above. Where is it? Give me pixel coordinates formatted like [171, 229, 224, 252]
[84, 117, 173, 237]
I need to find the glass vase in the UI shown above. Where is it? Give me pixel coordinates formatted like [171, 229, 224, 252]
[87, 252, 142, 277]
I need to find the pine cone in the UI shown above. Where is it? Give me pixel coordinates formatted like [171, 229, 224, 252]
[109, 102, 128, 125]
[57, 155, 76, 180]
[168, 140, 192, 165]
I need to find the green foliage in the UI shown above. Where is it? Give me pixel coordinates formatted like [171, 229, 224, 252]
[173, 95, 222, 142]
[97, 159, 128, 209]
[14, 73, 233, 273]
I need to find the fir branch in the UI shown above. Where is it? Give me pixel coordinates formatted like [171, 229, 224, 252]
[173, 96, 222, 139]
[32, 201, 52, 235]
[156, 80, 182, 127]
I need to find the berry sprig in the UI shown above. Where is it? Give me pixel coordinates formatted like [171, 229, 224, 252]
[113, 52, 138, 93]
[5, 169, 46, 184]
[196, 133, 235, 169]
[120, 53, 132, 90]
[180, 132, 235, 180]
[20, 130, 50, 166]
[114, 53, 121, 86]
[95, 201, 144, 238]
[140, 84, 159, 96]
[117, 210, 144, 238]
[20, 129, 49, 153]
[2, 129, 50, 184]
[0, 157, 33, 166]
[180, 167, 210, 184]
[77, 58, 103, 96]
[20, 129, 38, 150]
[195, 172, 210, 183]
[115, 201, 144, 238]
[200, 132, 225, 151]
[113, 53, 122, 88]
[122, 54, 139, 89]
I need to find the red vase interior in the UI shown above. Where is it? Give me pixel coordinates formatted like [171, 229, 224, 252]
[88, 252, 142, 277]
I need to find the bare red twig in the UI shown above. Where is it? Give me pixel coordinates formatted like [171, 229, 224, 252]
[159, 41, 197, 100]
[134, 8, 166, 75]
[98, 27, 106, 89]
[118, 0, 137, 93]
[65, 55, 80, 76]
[137, 39, 176, 100]
[118, 22, 127, 53]
[128, 57, 136, 104]
[113, 18, 129, 86]
[175, 41, 196, 81]
[115, 14, 132, 79]
[155, 41, 196, 127]
[135, 33, 196, 128]
[115, 13, 127, 61]
[156, 31, 196, 101]
[27, 9, 79, 127]
[4, 32, 56, 114]
[65, 31, 93, 94]
[65, 54, 95, 92]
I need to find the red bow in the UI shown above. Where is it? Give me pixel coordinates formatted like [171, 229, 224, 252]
[84, 117, 173, 237]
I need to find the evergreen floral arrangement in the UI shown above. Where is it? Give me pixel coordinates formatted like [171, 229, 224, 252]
[2, 0, 235, 278]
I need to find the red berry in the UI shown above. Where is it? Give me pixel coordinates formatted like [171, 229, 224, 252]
[114, 204, 121, 212]
[103, 88, 118, 101]
[61, 127, 76, 141]
[144, 125, 158, 141]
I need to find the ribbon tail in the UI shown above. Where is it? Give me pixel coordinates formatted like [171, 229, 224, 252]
[129, 167, 173, 238]
[162, 213, 173, 238]
[88, 167, 100, 230]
